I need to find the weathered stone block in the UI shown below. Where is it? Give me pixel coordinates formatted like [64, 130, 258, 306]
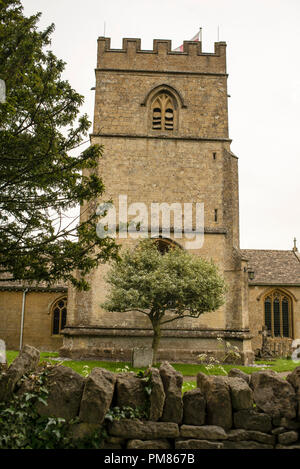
[197, 373, 232, 430]
[227, 376, 253, 410]
[233, 409, 272, 433]
[227, 429, 249, 441]
[246, 430, 276, 445]
[108, 419, 179, 439]
[115, 372, 145, 410]
[0, 345, 40, 401]
[277, 417, 300, 430]
[159, 362, 183, 424]
[182, 388, 206, 426]
[227, 368, 250, 384]
[79, 367, 116, 424]
[145, 367, 165, 421]
[286, 366, 300, 420]
[127, 439, 171, 449]
[180, 424, 227, 440]
[276, 444, 300, 450]
[271, 427, 286, 435]
[36, 365, 85, 420]
[223, 440, 273, 449]
[226, 428, 275, 445]
[175, 439, 223, 449]
[250, 371, 297, 419]
[278, 431, 299, 445]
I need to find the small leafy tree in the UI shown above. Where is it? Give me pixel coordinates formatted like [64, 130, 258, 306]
[102, 240, 227, 364]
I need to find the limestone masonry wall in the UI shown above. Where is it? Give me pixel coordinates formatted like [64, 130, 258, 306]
[65, 36, 249, 363]
[3, 346, 299, 449]
[0, 291, 64, 351]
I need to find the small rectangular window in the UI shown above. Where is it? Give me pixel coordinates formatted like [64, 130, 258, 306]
[214, 209, 218, 222]
[213, 152, 217, 160]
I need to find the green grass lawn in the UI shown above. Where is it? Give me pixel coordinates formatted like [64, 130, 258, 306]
[5, 350, 299, 381]
[255, 358, 300, 373]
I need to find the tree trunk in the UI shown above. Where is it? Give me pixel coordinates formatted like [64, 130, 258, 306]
[151, 320, 161, 365]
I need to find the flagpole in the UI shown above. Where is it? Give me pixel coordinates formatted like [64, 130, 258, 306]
[199, 27, 202, 42]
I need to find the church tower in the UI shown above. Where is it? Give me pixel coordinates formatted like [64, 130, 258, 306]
[61, 37, 254, 364]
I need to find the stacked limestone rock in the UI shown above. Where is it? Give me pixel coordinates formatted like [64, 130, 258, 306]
[0, 345, 300, 449]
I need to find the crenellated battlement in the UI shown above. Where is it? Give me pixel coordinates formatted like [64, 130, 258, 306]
[96, 37, 227, 75]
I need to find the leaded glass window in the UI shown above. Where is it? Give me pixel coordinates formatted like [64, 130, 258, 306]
[51, 297, 67, 335]
[263, 291, 292, 338]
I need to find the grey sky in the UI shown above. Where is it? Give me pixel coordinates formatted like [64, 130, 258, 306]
[22, 0, 300, 251]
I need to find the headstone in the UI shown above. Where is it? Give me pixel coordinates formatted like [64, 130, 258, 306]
[0, 79, 6, 104]
[0, 339, 6, 364]
[256, 326, 275, 360]
[131, 347, 153, 368]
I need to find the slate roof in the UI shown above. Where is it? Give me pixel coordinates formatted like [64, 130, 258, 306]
[241, 249, 300, 285]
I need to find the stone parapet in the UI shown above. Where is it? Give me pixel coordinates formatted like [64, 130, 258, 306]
[97, 38, 227, 75]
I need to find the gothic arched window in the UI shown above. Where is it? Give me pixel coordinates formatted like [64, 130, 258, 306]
[152, 237, 183, 255]
[51, 296, 67, 335]
[264, 290, 292, 338]
[151, 93, 175, 131]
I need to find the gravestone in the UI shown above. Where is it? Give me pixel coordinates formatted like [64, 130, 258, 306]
[0, 339, 6, 372]
[0, 340, 6, 364]
[131, 347, 153, 368]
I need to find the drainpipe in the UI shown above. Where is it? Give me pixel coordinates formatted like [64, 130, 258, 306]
[19, 288, 28, 351]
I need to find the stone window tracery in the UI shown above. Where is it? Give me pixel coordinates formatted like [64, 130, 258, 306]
[151, 93, 176, 131]
[51, 296, 67, 335]
[152, 237, 183, 255]
[264, 290, 292, 338]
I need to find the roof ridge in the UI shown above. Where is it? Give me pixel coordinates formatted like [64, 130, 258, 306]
[241, 248, 294, 253]
[292, 250, 300, 263]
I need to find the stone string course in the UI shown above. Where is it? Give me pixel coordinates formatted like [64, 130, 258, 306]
[1, 345, 300, 450]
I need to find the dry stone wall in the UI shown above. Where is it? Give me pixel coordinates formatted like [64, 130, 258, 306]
[1, 346, 300, 449]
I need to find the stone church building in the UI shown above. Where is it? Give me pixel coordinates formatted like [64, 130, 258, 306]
[0, 37, 299, 364]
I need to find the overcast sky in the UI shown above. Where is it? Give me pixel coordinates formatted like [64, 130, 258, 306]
[22, 0, 300, 251]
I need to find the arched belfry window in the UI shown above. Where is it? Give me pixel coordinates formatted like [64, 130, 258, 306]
[151, 93, 176, 131]
[142, 84, 185, 133]
[264, 290, 293, 338]
[51, 296, 67, 335]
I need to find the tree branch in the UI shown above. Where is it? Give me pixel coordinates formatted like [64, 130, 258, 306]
[161, 311, 202, 325]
